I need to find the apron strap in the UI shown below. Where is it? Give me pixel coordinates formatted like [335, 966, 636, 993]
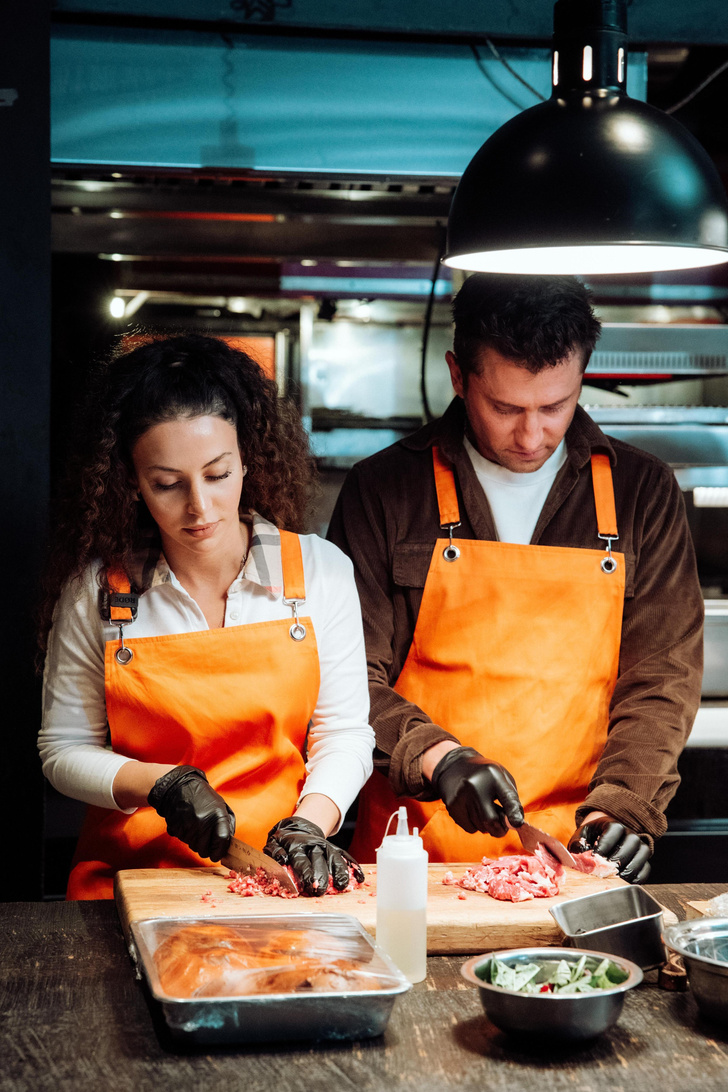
[103, 568, 138, 665]
[106, 569, 136, 624]
[432, 447, 461, 526]
[432, 448, 462, 562]
[591, 453, 619, 538]
[279, 529, 306, 600]
[279, 529, 308, 641]
[432, 446, 620, 570]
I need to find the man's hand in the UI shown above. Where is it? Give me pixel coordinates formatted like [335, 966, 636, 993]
[147, 765, 236, 861]
[569, 812, 652, 884]
[431, 746, 524, 837]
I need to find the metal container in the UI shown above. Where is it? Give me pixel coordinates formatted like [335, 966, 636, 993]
[704, 600, 728, 698]
[129, 913, 411, 1044]
[663, 918, 728, 1023]
[461, 947, 643, 1041]
[549, 886, 667, 969]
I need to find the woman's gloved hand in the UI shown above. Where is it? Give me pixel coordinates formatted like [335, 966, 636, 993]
[431, 746, 524, 837]
[265, 816, 365, 897]
[569, 815, 652, 884]
[147, 765, 235, 861]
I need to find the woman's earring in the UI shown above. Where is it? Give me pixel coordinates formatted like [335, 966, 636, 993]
[242, 465, 248, 477]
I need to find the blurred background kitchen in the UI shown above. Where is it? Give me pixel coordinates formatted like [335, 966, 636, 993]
[4, 0, 728, 900]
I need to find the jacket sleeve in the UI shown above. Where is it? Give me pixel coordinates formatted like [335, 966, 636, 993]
[578, 462, 704, 847]
[327, 461, 459, 799]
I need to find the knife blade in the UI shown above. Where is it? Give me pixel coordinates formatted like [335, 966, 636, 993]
[221, 836, 299, 894]
[510, 820, 581, 870]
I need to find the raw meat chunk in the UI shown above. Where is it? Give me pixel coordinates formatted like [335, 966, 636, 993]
[443, 849, 564, 902]
[570, 849, 619, 878]
[226, 864, 363, 899]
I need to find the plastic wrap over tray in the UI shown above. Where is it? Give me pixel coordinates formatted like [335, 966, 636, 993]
[129, 912, 411, 1043]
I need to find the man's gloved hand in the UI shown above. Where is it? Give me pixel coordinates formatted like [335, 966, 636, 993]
[431, 746, 524, 837]
[569, 816, 652, 884]
[147, 765, 235, 862]
[265, 816, 365, 897]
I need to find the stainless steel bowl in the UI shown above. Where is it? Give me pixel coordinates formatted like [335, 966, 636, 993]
[549, 886, 667, 970]
[461, 947, 643, 1041]
[663, 918, 728, 1023]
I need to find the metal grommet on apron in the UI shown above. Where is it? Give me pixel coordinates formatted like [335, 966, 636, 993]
[442, 523, 461, 562]
[600, 540, 618, 574]
[115, 627, 134, 664]
[285, 598, 307, 642]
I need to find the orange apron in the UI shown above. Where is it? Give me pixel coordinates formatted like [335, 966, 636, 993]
[67, 530, 320, 899]
[350, 448, 625, 863]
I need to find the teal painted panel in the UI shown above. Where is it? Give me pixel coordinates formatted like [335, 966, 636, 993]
[52, 0, 728, 45]
[51, 28, 647, 175]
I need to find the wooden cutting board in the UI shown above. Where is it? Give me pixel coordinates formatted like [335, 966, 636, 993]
[115, 862, 628, 955]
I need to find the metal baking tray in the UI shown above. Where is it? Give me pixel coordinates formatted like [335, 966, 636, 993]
[129, 913, 411, 1044]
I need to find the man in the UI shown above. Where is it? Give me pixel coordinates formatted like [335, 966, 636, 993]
[328, 273, 703, 884]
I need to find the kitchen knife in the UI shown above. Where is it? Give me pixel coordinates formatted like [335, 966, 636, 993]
[510, 820, 581, 870]
[221, 836, 300, 894]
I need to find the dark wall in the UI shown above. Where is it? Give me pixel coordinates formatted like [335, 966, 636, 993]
[51, 255, 120, 489]
[0, 2, 51, 900]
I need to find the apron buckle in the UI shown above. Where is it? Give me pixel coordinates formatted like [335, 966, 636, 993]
[101, 590, 139, 665]
[283, 597, 307, 641]
[442, 522, 461, 562]
[598, 534, 618, 574]
[114, 622, 134, 665]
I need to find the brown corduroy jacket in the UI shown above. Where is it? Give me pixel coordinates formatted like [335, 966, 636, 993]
[327, 399, 704, 847]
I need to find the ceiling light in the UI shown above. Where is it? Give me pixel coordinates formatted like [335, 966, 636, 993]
[444, 0, 728, 276]
[109, 296, 125, 318]
[694, 487, 728, 508]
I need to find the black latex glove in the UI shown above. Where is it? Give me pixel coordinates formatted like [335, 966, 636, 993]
[147, 765, 236, 862]
[265, 816, 365, 897]
[431, 746, 524, 837]
[569, 816, 652, 884]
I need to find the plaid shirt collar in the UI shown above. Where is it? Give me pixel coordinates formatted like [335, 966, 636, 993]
[136, 510, 284, 598]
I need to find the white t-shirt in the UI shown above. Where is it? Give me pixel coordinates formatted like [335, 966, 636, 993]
[38, 514, 374, 830]
[463, 436, 568, 545]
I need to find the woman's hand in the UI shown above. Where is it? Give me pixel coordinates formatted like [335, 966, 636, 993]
[264, 816, 365, 896]
[147, 765, 236, 861]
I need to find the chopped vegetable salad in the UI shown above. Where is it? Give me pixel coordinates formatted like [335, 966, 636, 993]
[477, 954, 630, 995]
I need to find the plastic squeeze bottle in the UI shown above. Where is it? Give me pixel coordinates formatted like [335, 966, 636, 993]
[375, 805, 428, 983]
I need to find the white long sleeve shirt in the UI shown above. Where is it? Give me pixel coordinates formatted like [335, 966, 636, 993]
[464, 436, 568, 545]
[39, 513, 374, 829]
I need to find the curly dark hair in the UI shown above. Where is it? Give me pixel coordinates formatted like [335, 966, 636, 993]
[38, 332, 315, 659]
[452, 273, 601, 377]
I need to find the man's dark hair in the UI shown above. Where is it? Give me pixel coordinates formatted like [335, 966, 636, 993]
[452, 273, 601, 378]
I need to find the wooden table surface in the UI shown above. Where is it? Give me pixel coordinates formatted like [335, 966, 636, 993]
[2, 884, 728, 1092]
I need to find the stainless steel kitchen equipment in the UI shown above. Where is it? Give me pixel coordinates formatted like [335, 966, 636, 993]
[663, 918, 728, 1022]
[587, 403, 728, 700]
[460, 947, 643, 1041]
[549, 887, 667, 969]
[129, 912, 411, 1044]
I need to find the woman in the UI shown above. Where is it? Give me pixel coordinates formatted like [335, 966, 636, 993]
[38, 333, 374, 899]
